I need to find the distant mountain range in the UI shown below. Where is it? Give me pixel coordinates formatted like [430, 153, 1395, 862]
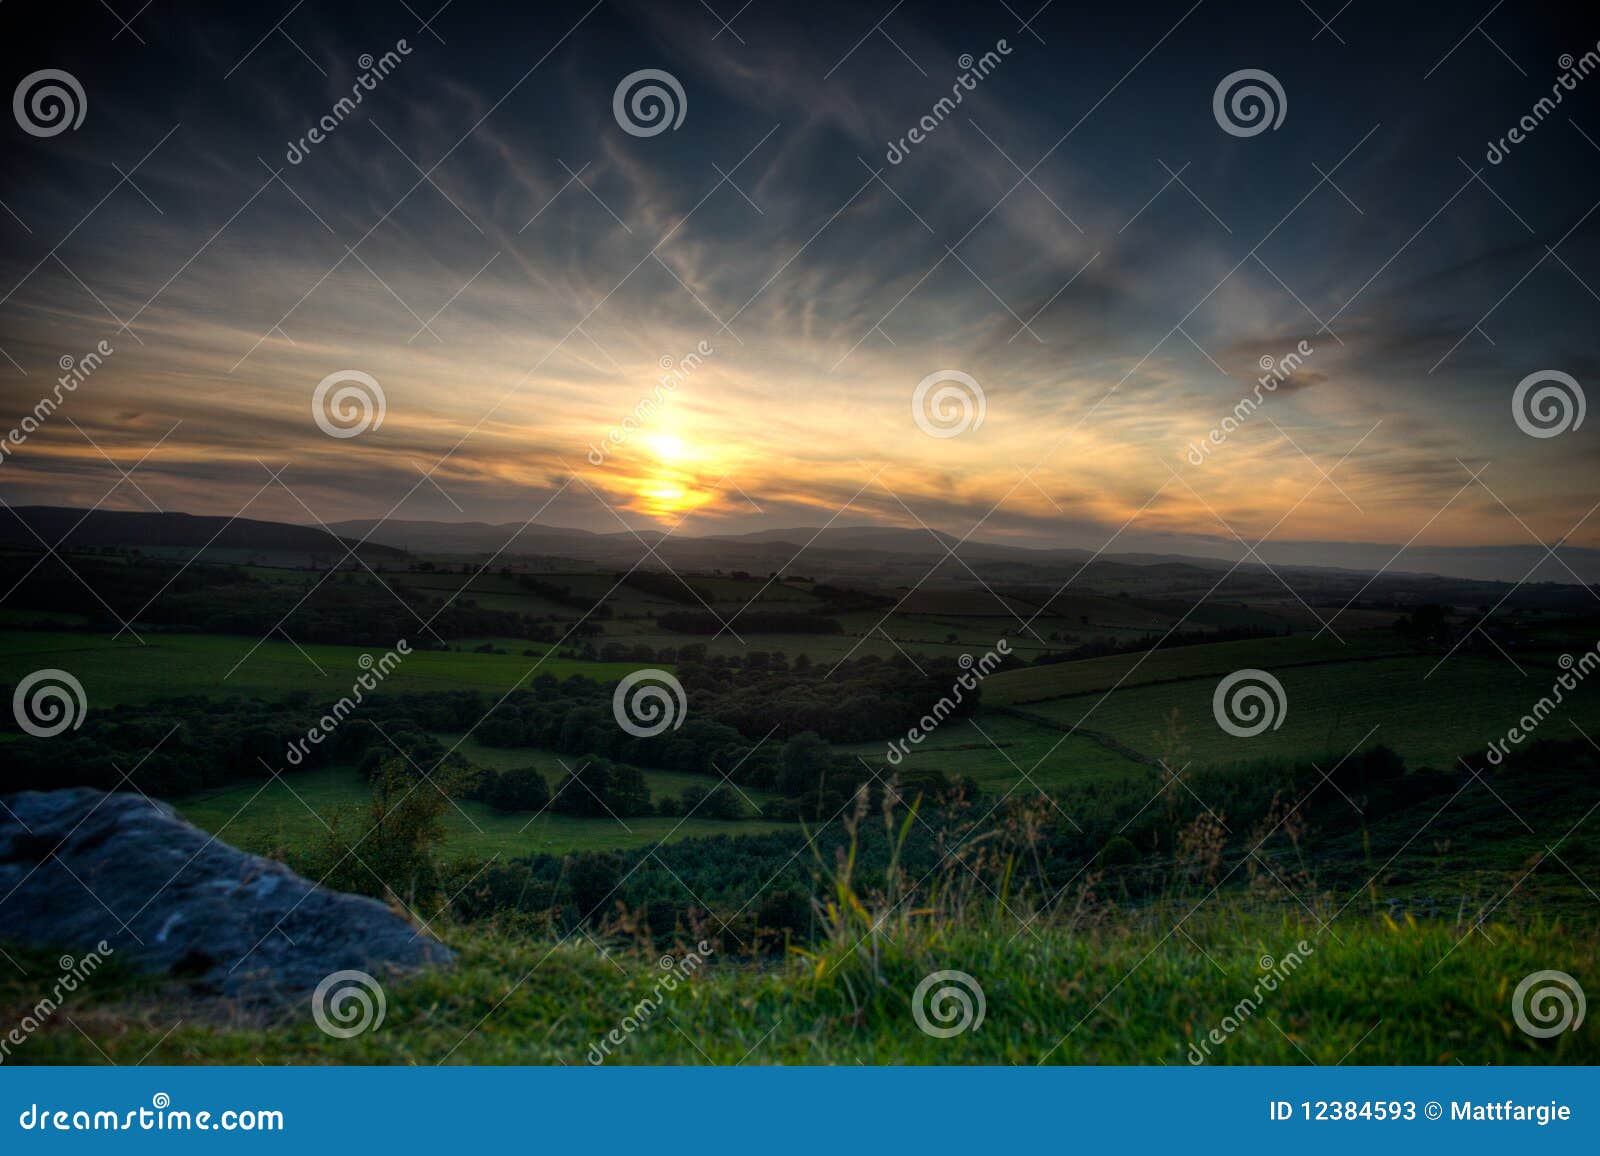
[0, 507, 405, 560]
[4, 505, 1596, 587]
[325, 517, 1600, 586]
[323, 518, 1218, 574]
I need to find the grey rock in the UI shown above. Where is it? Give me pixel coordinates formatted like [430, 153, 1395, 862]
[0, 788, 452, 1002]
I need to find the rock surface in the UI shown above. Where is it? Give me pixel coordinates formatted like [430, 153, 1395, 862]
[0, 788, 452, 1001]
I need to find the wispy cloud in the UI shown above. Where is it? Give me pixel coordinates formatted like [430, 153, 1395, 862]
[1, 0, 1595, 559]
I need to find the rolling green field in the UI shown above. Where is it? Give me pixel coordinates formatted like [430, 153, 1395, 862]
[389, 570, 825, 617]
[983, 632, 1409, 706]
[1013, 650, 1600, 769]
[5, 552, 1596, 1069]
[599, 611, 1234, 665]
[0, 630, 645, 706]
[568, 576, 1303, 664]
[174, 763, 791, 860]
[836, 712, 1148, 792]
[11, 562, 1593, 869]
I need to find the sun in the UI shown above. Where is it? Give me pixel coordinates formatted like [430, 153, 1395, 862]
[642, 482, 686, 505]
[637, 477, 709, 518]
[647, 433, 687, 462]
[629, 430, 720, 517]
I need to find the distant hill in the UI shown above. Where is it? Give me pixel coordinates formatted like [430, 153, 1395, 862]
[323, 518, 1114, 570]
[14, 506, 1597, 591]
[326, 518, 605, 557]
[0, 507, 406, 561]
[323, 517, 1600, 586]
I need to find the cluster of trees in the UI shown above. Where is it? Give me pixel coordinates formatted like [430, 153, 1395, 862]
[1, 693, 373, 798]
[467, 764, 551, 813]
[0, 682, 785, 831]
[658, 782, 747, 819]
[308, 758, 458, 905]
[0, 673, 905, 822]
[516, 575, 607, 613]
[678, 652, 998, 743]
[597, 642, 682, 663]
[658, 610, 843, 634]
[452, 652, 990, 812]
[439, 735, 1596, 948]
[462, 757, 755, 822]
[618, 571, 711, 605]
[13, 645, 1588, 952]
[1390, 603, 1541, 656]
[1030, 624, 1285, 665]
[1392, 604, 1453, 644]
[0, 554, 547, 645]
[2, 627, 1016, 851]
[809, 584, 896, 614]
[546, 758, 652, 817]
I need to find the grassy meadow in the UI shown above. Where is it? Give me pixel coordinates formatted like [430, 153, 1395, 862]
[0, 628, 644, 706]
[174, 761, 789, 861]
[1008, 649, 1600, 770]
[7, 909, 1594, 1065]
[4, 548, 1596, 1069]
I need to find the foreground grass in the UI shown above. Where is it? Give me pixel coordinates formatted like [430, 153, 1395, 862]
[5, 911, 1592, 1065]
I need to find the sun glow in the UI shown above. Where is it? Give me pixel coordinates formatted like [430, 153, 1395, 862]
[627, 430, 723, 518]
[647, 433, 687, 462]
[635, 472, 713, 518]
[642, 482, 685, 504]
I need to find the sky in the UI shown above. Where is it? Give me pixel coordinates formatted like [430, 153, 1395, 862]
[1, 0, 1598, 570]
